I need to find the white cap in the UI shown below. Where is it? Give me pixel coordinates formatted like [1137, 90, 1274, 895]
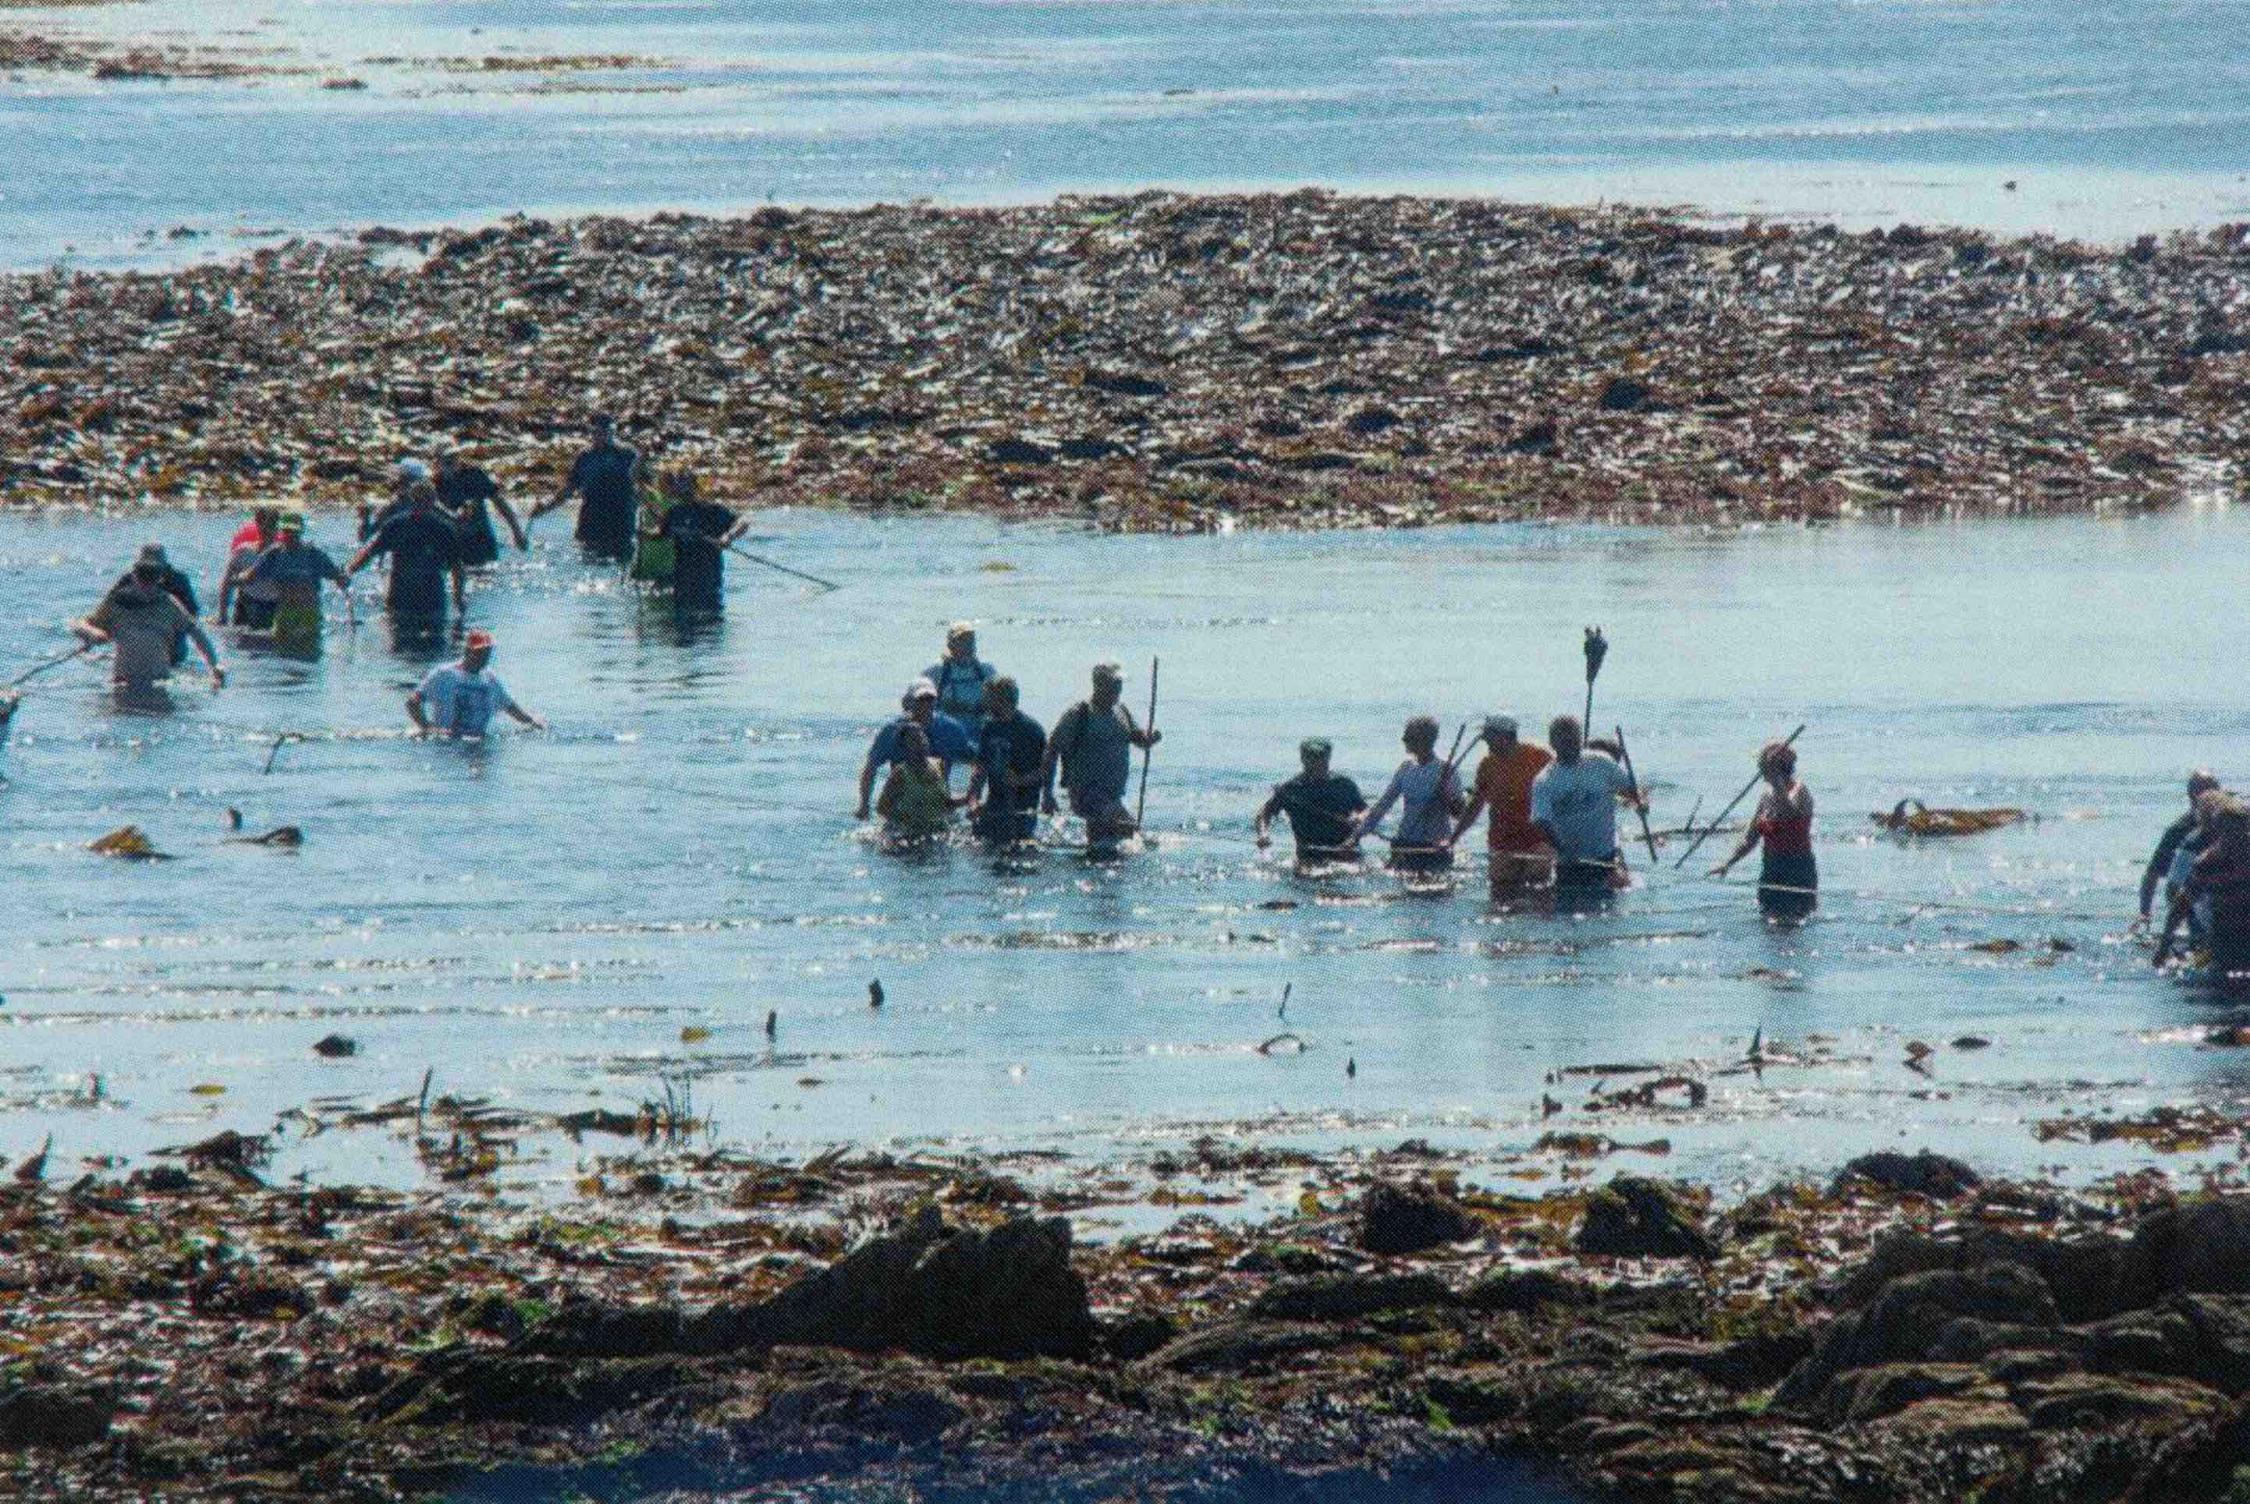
[395, 458, 431, 484]
[907, 677, 939, 701]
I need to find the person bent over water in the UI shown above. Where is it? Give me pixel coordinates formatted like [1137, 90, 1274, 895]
[1530, 715, 1639, 903]
[2140, 770, 2223, 934]
[1449, 715, 1554, 894]
[407, 630, 544, 738]
[1256, 738, 1366, 865]
[1711, 740, 1818, 918]
[857, 680, 976, 821]
[75, 556, 225, 706]
[2160, 792, 2250, 983]
[966, 677, 1045, 845]
[875, 722, 958, 843]
[1042, 662, 1160, 845]
[1350, 716, 1465, 874]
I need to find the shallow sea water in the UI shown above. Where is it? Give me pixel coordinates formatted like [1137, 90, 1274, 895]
[6, 504, 2250, 1201]
[5, 0, 2250, 267]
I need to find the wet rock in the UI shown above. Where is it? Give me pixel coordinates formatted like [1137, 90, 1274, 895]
[1083, 369, 1166, 398]
[1779, 1262, 2059, 1412]
[1835, 1149, 1982, 1200]
[1356, 1181, 1476, 1255]
[0, 1384, 113, 1450]
[1573, 1176, 1716, 1260]
[1870, 1395, 2033, 1446]
[1595, 376, 1652, 413]
[1099, 1312, 1177, 1361]
[1138, 1319, 1333, 1374]
[2125, 1196, 2250, 1301]
[1626, 1330, 1813, 1390]
[390, 1352, 696, 1427]
[1423, 1367, 1519, 1425]
[757, 1375, 966, 1445]
[1250, 1272, 1452, 1322]
[1460, 1267, 1597, 1313]
[736, 1208, 1095, 1360]
[311, 1033, 357, 1059]
[1503, 416, 1559, 455]
[1826, 1361, 1987, 1423]
[1343, 404, 1401, 435]
[2015, 1371, 2226, 1432]
[986, 437, 1053, 466]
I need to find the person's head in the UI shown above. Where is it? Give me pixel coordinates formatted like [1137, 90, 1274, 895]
[1759, 740, 1798, 784]
[134, 543, 169, 574]
[1481, 714, 1517, 750]
[947, 623, 977, 662]
[394, 458, 431, 493]
[662, 469, 698, 503]
[276, 511, 306, 548]
[894, 722, 932, 765]
[462, 629, 495, 673]
[1091, 662, 1123, 706]
[2190, 770, 2221, 805]
[906, 678, 939, 722]
[407, 479, 439, 511]
[983, 675, 1020, 718]
[252, 506, 281, 538]
[2204, 793, 2250, 853]
[591, 413, 616, 442]
[1549, 715, 1584, 762]
[433, 447, 464, 478]
[1402, 715, 1439, 758]
[1299, 737, 1333, 776]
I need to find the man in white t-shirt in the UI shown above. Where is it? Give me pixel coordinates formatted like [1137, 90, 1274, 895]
[406, 630, 546, 738]
[1529, 714, 1640, 895]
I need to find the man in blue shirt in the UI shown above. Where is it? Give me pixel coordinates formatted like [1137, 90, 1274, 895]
[925, 623, 998, 734]
[1255, 738, 1367, 863]
[966, 676, 1046, 844]
[856, 678, 974, 820]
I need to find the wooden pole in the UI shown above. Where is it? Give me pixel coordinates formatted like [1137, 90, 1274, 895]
[1673, 724, 1807, 870]
[1133, 657, 1160, 830]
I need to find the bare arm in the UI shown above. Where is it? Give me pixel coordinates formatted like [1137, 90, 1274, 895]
[405, 689, 431, 734]
[1448, 788, 1488, 847]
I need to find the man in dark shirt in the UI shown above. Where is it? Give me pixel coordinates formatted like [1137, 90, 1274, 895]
[533, 414, 640, 558]
[435, 448, 527, 567]
[1255, 738, 1367, 862]
[2141, 769, 2223, 927]
[345, 484, 466, 623]
[108, 543, 198, 664]
[656, 480, 743, 614]
[966, 677, 1046, 845]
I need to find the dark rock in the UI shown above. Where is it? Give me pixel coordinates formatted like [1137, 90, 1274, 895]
[128, 1165, 194, 1194]
[1138, 1319, 1334, 1374]
[1627, 1330, 1814, 1390]
[1250, 1273, 1452, 1322]
[757, 1375, 965, 1445]
[1573, 1176, 1716, 1260]
[1779, 1263, 2059, 1412]
[1423, 1368, 1518, 1425]
[1925, 1317, 2087, 1366]
[2126, 1197, 2250, 1302]
[392, 1352, 695, 1427]
[312, 1033, 358, 1058]
[1055, 437, 1123, 461]
[1836, 1149, 1981, 1201]
[2081, 1308, 2203, 1379]
[986, 437, 1053, 466]
[1356, 1181, 1476, 1256]
[1084, 369, 1166, 398]
[2119, 1391, 2250, 1503]
[191, 1269, 310, 1320]
[1503, 417, 1560, 455]
[1461, 1267, 1597, 1313]
[732, 1208, 1095, 1361]
[0, 1385, 113, 1450]
[1343, 404, 1401, 435]
[1869, 1396, 2031, 1445]
[1100, 1312, 1177, 1362]
[1595, 376, 1652, 413]
[1827, 1361, 1986, 1423]
[2015, 1371, 2225, 1432]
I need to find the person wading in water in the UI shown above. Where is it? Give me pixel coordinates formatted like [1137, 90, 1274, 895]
[1710, 739, 1818, 918]
[1349, 715, 1466, 875]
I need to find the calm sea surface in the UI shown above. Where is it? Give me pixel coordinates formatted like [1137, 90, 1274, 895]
[5, 505, 2249, 1198]
[3, 0, 2250, 267]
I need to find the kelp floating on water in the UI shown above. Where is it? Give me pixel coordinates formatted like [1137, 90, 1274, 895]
[3, 194, 2247, 530]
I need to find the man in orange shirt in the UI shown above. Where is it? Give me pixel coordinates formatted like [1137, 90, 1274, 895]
[1448, 715, 1554, 896]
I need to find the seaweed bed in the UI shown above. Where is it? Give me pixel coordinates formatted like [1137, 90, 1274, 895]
[16, 1127, 2250, 1501]
[3, 192, 2246, 531]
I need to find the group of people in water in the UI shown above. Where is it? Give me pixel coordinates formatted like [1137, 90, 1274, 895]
[18, 408, 2249, 970]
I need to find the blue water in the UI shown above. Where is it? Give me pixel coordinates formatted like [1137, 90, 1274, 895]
[7, 505, 2250, 1201]
[5, 0, 2250, 267]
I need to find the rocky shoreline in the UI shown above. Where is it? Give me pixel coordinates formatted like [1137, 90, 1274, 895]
[13, 1136, 2250, 1501]
[3, 192, 2246, 531]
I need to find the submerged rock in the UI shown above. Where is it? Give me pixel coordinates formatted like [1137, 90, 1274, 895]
[1834, 1149, 1982, 1200]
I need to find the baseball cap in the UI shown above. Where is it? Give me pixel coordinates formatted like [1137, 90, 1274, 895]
[907, 677, 939, 701]
[277, 511, 306, 534]
[1092, 661, 1123, 684]
[464, 630, 495, 651]
[1483, 715, 1517, 739]
[1300, 737, 1332, 759]
[947, 621, 975, 642]
[135, 543, 168, 565]
[395, 458, 431, 484]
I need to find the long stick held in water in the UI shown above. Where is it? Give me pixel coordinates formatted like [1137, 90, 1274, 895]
[1134, 656, 1160, 830]
[1582, 626, 1607, 732]
[720, 538, 840, 593]
[1613, 725, 1661, 865]
[1673, 723, 1807, 870]
[8, 642, 92, 689]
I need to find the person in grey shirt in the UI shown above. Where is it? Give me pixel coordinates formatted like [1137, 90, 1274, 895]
[75, 557, 225, 701]
[1041, 661, 1160, 842]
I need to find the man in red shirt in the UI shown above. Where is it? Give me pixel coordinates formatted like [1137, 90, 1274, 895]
[1448, 715, 1554, 897]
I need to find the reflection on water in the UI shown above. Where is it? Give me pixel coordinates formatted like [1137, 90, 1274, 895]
[6, 507, 2250, 1194]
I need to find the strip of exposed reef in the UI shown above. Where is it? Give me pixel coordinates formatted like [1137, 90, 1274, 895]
[4, 193, 2246, 532]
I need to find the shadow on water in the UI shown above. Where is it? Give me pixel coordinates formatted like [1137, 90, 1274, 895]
[449, 1450, 1578, 1503]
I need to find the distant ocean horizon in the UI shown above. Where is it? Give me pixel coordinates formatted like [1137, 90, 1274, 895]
[2, 0, 2248, 269]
